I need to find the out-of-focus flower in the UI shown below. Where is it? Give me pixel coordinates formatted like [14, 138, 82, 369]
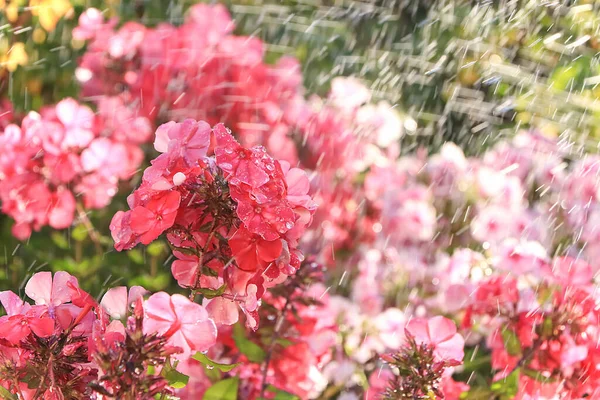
[30, 0, 73, 32]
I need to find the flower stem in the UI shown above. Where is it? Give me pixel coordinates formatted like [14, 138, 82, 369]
[259, 296, 292, 398]
[189, 220, 217, 301]
[76, 202, 102, 255]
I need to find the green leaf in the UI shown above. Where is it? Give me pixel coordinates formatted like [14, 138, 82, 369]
[0, 385, 18, 400]
[522, 368, 554, 383]
[274, 338, 294, 348]
[491, 368, 520, 398]
[128, 249, 145, 264]
[161, 362, 189, 389]
[130, 273, 170, 292]
[192, 352, 241, 372]
[232, 323, 266, 363]
[505, 368, 520, 397]
[203, 377, 239, 400]
[168, 242, 199, 257]
[51, 232, 69, 249]
[147, 241, 165, 257]
[548, 59, 586, 92]
[204, 363, 222, 382]
[201, 265, 219, 277]
[199, 221, 214, 233]
[196, 284, 227, 299]
[541, 317, 553, 337]
[72, 224, 88, 242]
[460, 387, 493, 400]
[265, 386, 300, 400]
[501, 329, 522, 356]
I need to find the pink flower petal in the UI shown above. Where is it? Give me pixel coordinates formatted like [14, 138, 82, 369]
[25, 272, 53, 306]
[205, 297, 239, 326]
[405, 318, 429, 344]
[0, 291, 27, 315]
[101, 287, 128, 320]
[434, 333, 465, 363]
[427, 315, 457, 344]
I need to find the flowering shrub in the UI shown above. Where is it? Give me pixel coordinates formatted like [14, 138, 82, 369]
[3, 2, 600, 400]
[0, 270, 216, 399]
[75, 4, 302, 154]
[0, 97, 150, 239]
[110, 120, 316, 331]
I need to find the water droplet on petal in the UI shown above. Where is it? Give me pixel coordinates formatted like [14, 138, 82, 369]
[173, 172, 186, 186]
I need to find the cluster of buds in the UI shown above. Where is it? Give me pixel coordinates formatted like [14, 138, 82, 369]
[0, 271, 218, 399]
[90, 298, 177, 399]
[0, 272, 98, 398]
[381, 333, 462, 400]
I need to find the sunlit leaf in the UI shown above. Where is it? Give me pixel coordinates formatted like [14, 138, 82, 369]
[192, 352, 241, 372]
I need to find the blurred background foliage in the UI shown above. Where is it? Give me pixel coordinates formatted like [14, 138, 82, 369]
[3, 0, 600, 297]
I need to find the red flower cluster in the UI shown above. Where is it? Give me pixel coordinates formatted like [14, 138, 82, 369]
[176, 261, 337, 400]
[464, 257, 600, 398]
[0, 98, 150, 239]
[0, 271, 96, 398]
[75, 4, 302, 153]
[370, 317, 466, 400]
[110, 120, 316, 329]
[0, 271, 217, 398]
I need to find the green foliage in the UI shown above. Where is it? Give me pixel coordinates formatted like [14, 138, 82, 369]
[232, 323, 266, 363]
[501, 329, 522, 357]
[265, 386, 300, 400]
[192, 352, 241, 372]
[196, 284, 227, 299]
[490, 368, 520, 400]
[161, 360, 189, 389]
[202, 377, 239, 400]
[0, 385, 18, 400]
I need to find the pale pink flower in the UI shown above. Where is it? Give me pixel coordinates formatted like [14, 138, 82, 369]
[143, 292, 217, 358]
[25, 271, 78, 307]
[405, 316, 464, 362]
[100, 286, 147, 320]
